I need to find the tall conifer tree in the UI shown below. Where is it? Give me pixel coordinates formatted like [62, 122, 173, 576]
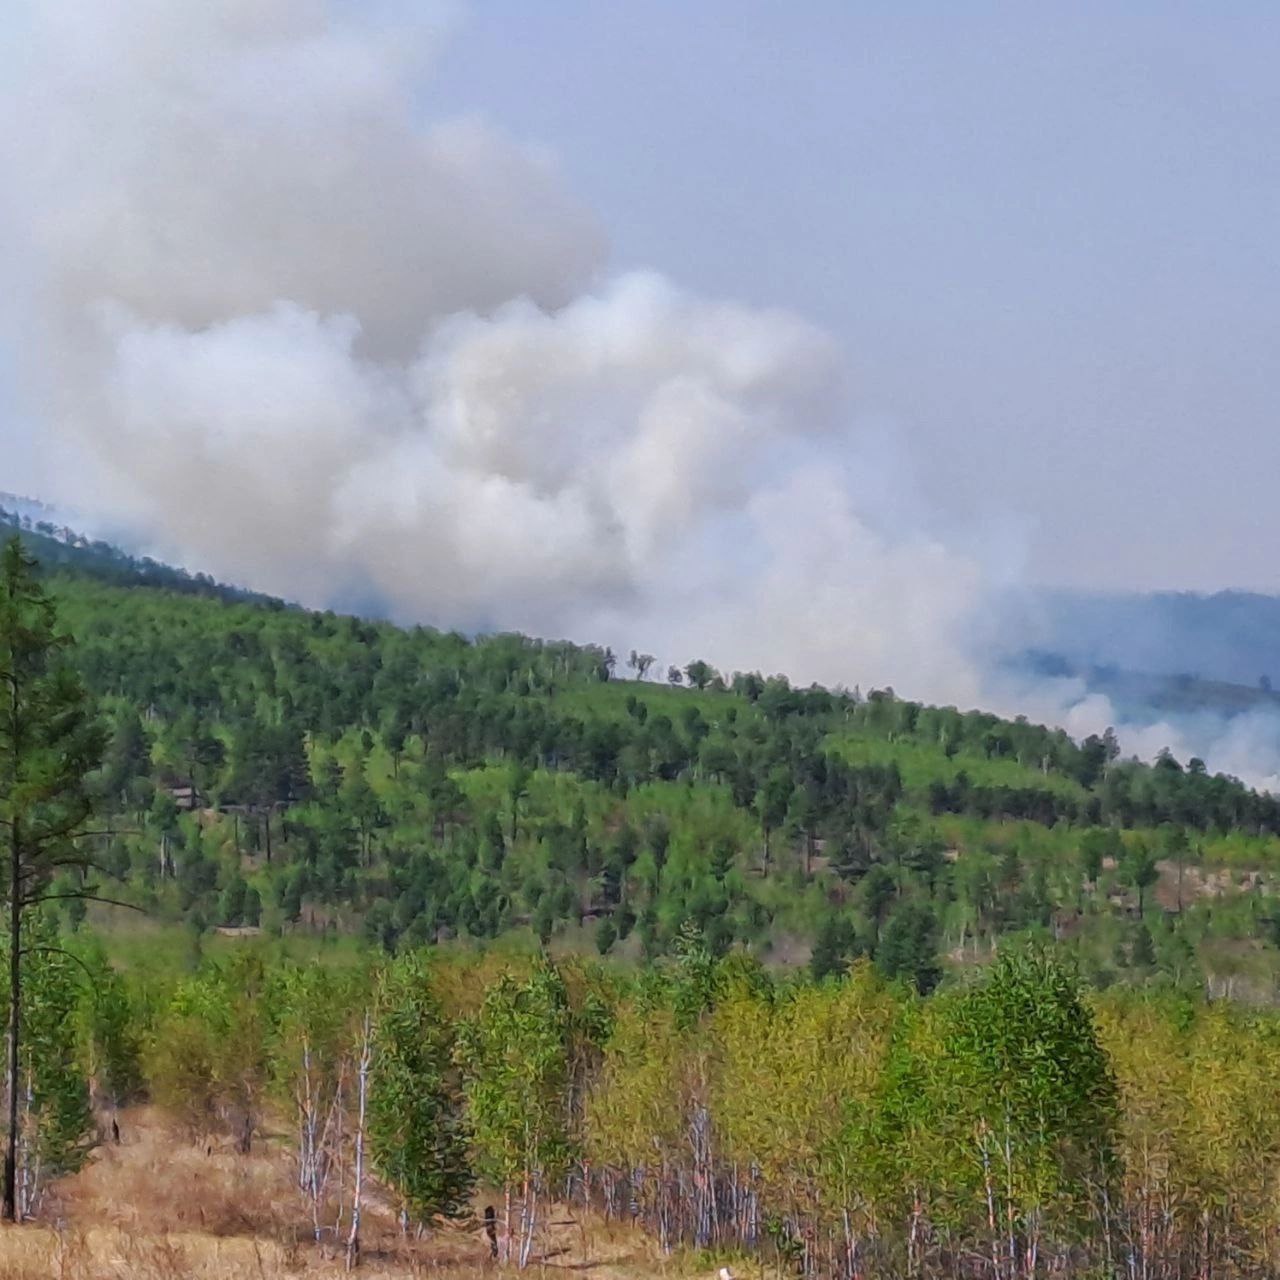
[0, 539, 105, 1219]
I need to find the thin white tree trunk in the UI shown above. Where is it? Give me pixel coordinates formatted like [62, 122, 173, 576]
[519, 1175, 539, 1269]
[503, 1183, 514, 1265]
[345, 1013, 372, 1271]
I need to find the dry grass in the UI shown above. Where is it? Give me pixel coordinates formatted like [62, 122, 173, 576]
[0, 1109, 682, 1280]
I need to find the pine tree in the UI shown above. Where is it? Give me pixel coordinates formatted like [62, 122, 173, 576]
[594, 916, 618, 955]
[810, 913, 855, 982]
[0, 540, 106, 1219]
[875, 901, 941, 994]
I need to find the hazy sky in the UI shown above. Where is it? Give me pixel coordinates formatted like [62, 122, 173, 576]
[3, 2, 1279, 599]
[417, 2, 1280, 593]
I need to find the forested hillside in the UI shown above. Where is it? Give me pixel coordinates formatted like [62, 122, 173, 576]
[8, 518, 1280, 1279]
[9, 509, 1280, 996]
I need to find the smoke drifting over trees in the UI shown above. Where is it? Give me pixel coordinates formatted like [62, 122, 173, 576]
[3, 0, 1279, 784]
[1, 0, 984, 706]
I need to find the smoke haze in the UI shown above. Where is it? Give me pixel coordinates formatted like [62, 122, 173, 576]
[2, 0, 1278, 785]
[1, 0, 989, 707]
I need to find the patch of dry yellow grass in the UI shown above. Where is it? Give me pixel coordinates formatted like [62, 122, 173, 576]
[0, 1108, 689, 1280]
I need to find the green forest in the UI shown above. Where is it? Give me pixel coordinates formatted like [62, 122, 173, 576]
[12, 512, 1280, 996]
[5, 513, 1280, 1275]
[17, 904, 1280, 1277]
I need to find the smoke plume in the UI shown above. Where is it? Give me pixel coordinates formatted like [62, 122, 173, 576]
[0, 0, 987, 705]
[5, 0, 1280, 787]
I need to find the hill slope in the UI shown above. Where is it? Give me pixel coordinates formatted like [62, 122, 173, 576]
[6, 510, 1280, 991]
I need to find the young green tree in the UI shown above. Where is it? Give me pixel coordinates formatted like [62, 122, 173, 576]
[1161, 824, 1190, 914]
[1121, 838, 1160, 917]
[594, 915, 618, 955]
[684, 660, 715, 691]
[4, 913, 95, 1219]
[368, 952, 472, 1228]
[876, 900, 942, 995]
[810, 912, 857, 982]
[1077, 828, 1116, 898]
[944, 944, 1118, 1274]
[507, 764, 532, 846]
[0, 540, 107, 1220]
[147, 953, 270, 1154]
[455, 963, 572, 1267]
[755, 766, 792, 875]
[73, 937, 143, 1115]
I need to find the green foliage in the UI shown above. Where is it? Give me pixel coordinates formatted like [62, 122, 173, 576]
[809, 912, 857, 981]
[941, 945, 1118, 1249]
[455, 962, 572, 1193]
[2, 914, 95, 1214]
[0, 538, 107, 1219]
[146, 952, 270, 1149]
[0, 537, 108, 913]
[368, 953, 471, 1223]
[876, 900, 941, 994]
[64, 931, 1280, 1275]
[73, 937, 143, 1107]
[9, 527, 1280, 1010]
[594, 915, 617, 955]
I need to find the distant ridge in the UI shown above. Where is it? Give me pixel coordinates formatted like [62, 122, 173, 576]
[1014, 648, 1280, 722]
[1020, 587, 1280, 691]
[0, 501, 285, 609]
[5, 491, 1280, 732]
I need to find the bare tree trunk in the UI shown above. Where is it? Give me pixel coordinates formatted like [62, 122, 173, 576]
[330, 1064, 348, 1245]
[503, 1183, 514, 1265]
[345, 1013, 372, 1271]
[518, 1174, 537, 1269]
[298, 1040, 314, 1194]
[4, 812, 21, 1222]
[18, 1066, 37, 1221]
[981, 1133, 1001, 1280]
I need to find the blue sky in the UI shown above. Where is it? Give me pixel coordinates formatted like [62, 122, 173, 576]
[417, 2, 1280, 592]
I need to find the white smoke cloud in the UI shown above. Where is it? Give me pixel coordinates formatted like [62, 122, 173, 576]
[0, 0, 988, 706]
[5, 0, 1279, 787]
[972, 671, 1280, 795]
